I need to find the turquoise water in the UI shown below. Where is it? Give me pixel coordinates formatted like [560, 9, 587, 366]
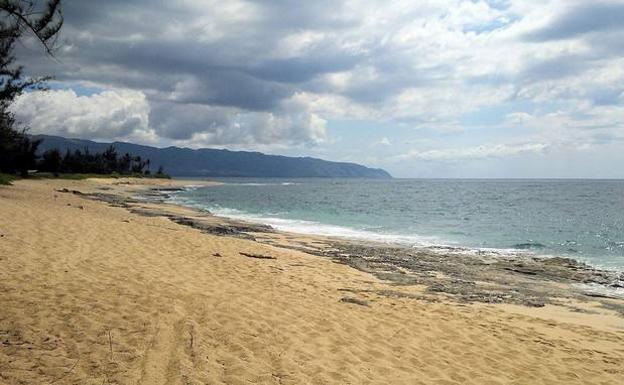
[169, 178, 624, 270]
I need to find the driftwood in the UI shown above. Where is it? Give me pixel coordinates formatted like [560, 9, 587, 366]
[340, 297, 369, 306]
[108, 330, 114, 361]
[239, 252, 276, 260]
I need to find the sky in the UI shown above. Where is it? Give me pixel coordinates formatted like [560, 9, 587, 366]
[12, 0, 624, 178]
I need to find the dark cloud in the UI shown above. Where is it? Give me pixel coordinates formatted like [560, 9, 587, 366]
[149, 102, 233, 141]
[148, 101, 326, 146]
[524, 2, 624, 42]
[12, 0, 367, 147]
[520, 54, 592, 81]
[248, 53, 361, 84]
[170, 71, 292, 111]
[250, 0, 359, 30]
[16, 0, 374, 114]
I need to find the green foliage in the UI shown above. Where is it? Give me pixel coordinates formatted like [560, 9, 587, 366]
[0, 120, 41, 176]
[0, 172, 17, 185]
[154, 165, 170, 179]
[0, 1, 63, 177]
[1, 0, 63, 110]
[32, 171, 172, 181]
[39, 148, 61, 175]
[31, 172, 118, 180]
[32, 172, 169, 180]
[37, 145, 161, 176]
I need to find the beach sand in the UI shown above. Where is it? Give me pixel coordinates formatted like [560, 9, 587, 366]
[1, 178, 623, 384]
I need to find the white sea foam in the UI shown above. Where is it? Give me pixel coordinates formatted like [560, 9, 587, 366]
[207, 205, 547, 261]
[166, 193, 537, 257]
[574, 283, 624, 299]
[199, 205, 442, 246]
[229, 182, 300, 186]
[207, 205, 624, 288]
[181, 184, 204, 191]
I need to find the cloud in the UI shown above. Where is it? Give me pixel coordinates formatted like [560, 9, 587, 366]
[378, 137, 391, 146]
[149, 99, 327, 148]
[523, 2, 624, 42]
[11, 89, 156, 143]
[520, 54, 592, 82]
[12, 89, 327, 148]
[167, 71, 291, 111]
[396, 143, 550, 162]
[503, 106, 624, 148]
[10, 0, 624, 171]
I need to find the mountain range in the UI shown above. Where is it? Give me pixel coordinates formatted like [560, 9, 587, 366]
[33, 135, 392, 178]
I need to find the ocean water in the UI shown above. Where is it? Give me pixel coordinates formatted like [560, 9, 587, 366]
[168, 178, 624, 270]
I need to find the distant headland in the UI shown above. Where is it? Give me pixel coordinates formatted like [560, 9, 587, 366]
[33, 134, 392, 179]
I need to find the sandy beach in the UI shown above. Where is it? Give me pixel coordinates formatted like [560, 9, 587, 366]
[1, 178, 623, 385]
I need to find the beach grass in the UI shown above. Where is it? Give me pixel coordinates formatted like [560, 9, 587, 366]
[31, 172, 170, 180]
[34, 172, 124, 180]
[1, 172, 171, 185]
[0, 173, 18, 185]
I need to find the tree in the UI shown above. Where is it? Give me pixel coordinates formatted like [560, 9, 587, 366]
[156, 165, 165, 177]
[38, 144, 161, 176]
[39, 148, 61, 175]
[0, 1, 63, 175]
[0, 111, 41, 175]
[119, 153, 132, 174]
[1, 0, 63, 105]
[102, 145, 118, 172]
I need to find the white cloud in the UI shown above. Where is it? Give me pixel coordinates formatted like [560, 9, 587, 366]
[11, 88, 157, 143]
[150, 95, 328, 148]
[378, 137, 391, 146]
[11, 87, 328, 149]
[396, 142, 550, 162]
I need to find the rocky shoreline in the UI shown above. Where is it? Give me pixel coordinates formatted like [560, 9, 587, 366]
[58, 186, 624, 314]
[290, 240, 624, 310]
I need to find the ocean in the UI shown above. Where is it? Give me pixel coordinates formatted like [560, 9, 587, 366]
[167, 178, 624, 271]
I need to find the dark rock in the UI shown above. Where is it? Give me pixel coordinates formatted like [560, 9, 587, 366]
[150, 187, 185, 192]
[504, 266, 538, 276]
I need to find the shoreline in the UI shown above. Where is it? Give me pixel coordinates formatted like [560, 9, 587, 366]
[163, 180, 624, 274]
[181, 204, 624, 274]
[155, 182, 624, 304]
[1, 178, 623, 384]
[55, 178, 624, 310]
